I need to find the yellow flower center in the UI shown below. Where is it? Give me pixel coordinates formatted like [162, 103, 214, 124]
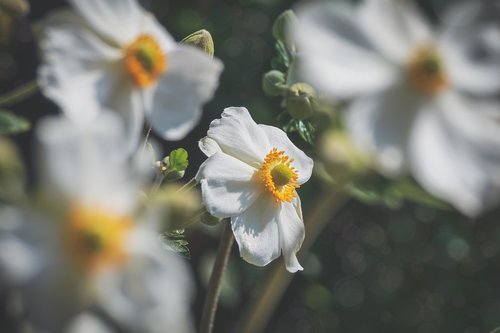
[407, 46, 448, 96]
[259, 148, 299, 203]
[65, 204, 132, 275]
[125, 34, 167, 88]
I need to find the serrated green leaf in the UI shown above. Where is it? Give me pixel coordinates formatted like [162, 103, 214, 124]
[0, 111, 30, 135]
[168, 148, 189, 172]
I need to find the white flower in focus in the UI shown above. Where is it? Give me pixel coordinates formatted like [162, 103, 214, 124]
[196, 107, 314, 273]
[294, 0, 500, 216]
[37, 0, 223, 150]
[0, 113, 194, 333]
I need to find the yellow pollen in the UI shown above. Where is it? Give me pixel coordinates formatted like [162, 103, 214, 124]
[407, 46, 448, 96]
[65, 204, 132, 275]
[125, 34, 167, 88]
[259, 148, 299, 203]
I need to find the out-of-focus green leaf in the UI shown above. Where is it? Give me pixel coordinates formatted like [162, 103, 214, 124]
[0, 110, 30, 135]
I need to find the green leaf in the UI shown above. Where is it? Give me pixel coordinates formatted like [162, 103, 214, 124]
[168, 148, 189, 172]
[0, 111, 30, 135]
[160, 230, 191, 259]
[296, 120, 316, 144]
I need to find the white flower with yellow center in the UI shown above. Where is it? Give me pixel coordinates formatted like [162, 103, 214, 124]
[0, 113, 194, 333]
[37, 0, 223, 149]
[196, 107, 314, 273]
[294, 0, 500, 216]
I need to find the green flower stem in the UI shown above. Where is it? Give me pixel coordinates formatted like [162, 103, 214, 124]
[200, 220, 234, 333]
[0, 80, 38, 107]
[237, 189, 349, 333]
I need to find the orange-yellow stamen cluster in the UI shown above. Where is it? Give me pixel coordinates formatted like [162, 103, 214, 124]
[259, 148, 299, 203]
[125, 34, 167, 88]
[407, 46, 448, 96]
[65, 204, 132, 275]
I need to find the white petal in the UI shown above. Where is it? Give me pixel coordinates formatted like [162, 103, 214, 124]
[357, 0, 433, 63]
[294, 2, 398, 99]
[198, 137, 222, 157]
[259, 124, 314, 185]
[68, 0, 142, 45]
[345, 83, 422, 175]
[97, 229, 194, 333]
[207, 107, 269, 167]
[196, 152, 261, 218]
[147, 46, 223, 140]
[439, 2, 500, 95]
[277, 201, 305, 273]
[36, 112, 138, 214]
[37, 10, 122, 124]
[138, 11, 176, 52]
[231, 194, 281, 267]
[409, 92, 500, 217]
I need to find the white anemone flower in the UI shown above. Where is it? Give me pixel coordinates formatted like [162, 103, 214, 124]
[0, 113, 194, 333]
[37, 0, 223, 150]
[294, 0, 500, 216]
[196, 107, 314, 273]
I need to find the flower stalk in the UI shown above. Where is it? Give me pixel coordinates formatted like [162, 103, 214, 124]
[199, 220, 234, 333]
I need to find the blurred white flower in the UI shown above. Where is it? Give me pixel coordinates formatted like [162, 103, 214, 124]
[0, 113, 194, 333]
[196, 107, 314, 273]
[37, 0, 223, 150]
[294, 0, 500, 216]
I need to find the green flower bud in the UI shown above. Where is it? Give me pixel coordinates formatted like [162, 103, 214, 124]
[262, 70, 286, 97]
[272, 10, 298, 44]
[318, 130, 370, 184]
[181, 29, 215, 58]
[0, 0, 29, 18]
[286, 82, 315, 120]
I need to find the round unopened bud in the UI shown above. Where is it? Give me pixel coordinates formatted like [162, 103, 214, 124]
[0, 0, 29, 18]
[262, 70, 286, 97]
[181, 29, 215, 58]
[318, 130, 370, 183]
[286, 82, 315, 120]
[201, 210, 222, 226]
[272, 10, 298, 43]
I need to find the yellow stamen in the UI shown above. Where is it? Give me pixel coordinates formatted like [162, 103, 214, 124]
[65, 204, 132, 275]
[407, 46, 448, 96]
[125, 34, 167, 88]
[259, 148, 299, 203]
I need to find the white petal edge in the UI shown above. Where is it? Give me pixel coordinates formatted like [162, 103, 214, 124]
[206, 107, 270, 167]
[199, 137, 222, 157]
[277, 201, 305, 273]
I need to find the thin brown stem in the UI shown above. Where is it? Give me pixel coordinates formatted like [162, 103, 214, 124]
[237, 189, 348, 333]
[199, 221, 234, 333]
